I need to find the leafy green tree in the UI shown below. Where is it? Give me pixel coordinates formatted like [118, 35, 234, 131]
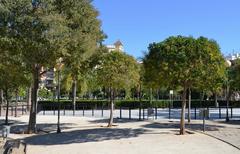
[224, 59, 240, 121]
[0, 0, 67, 133]
[0, 62, 29, 125]
[143, 36, 226, 134]
[96, 51, 140, 127]
[54, 0, 105, 114]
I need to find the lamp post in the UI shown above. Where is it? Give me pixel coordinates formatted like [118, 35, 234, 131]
[56, 58, 63, 133]
[226, 80, 230, 122]
[225, 61, 231, 122]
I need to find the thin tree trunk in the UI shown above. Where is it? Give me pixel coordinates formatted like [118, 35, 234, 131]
[188, 88, 191, 123]
[214, 93, 218, 107]
[200, 92, 204, 107]
[26, 87, 32, 111]
[0, 89, 4, 104]
[180, 85, 187, 135]
[5, 90, 9, 125]
[28, 66, 39, 134]
[72, 79, 77, 115]
[108, 88, 114, 127]
[15, 90, 18, 117]
[226, 86, 230, 122]
[150, 88, 153, 105]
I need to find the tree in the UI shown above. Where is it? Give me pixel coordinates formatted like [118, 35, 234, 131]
[224, 59, 240, 121]
[0, 62, 29, 125]
[54, 0, 105, 114]
[0, 0, 67, 133]
[143, 36, 226, 134]
[96, 51, 140, 127]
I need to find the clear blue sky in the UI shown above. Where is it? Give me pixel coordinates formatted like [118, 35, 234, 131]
[93, 0, 240, 58]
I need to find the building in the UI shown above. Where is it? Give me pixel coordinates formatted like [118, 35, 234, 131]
[225, 53, 240, 61]
[40, 67, 55, 90]
[106, 40, 124, 52]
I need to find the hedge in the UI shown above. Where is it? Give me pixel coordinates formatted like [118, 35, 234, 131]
[38, 100, 240, 110]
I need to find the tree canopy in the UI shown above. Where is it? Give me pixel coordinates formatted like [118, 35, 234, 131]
[143, 35, 226, 134]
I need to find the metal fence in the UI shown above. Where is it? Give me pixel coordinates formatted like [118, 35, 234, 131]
[37, 104, 240, 120]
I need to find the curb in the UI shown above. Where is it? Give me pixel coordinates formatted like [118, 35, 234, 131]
[188, 129, 240, 151]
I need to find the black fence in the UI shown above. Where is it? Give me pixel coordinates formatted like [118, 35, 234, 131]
[37, 102, 239, 121]
[0, 105, 29, 117]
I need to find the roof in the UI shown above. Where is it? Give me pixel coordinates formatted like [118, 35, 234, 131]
[114, 40, 123, 46]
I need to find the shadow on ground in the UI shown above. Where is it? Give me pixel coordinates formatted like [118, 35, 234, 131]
[141, 121, 226, 131]
[88, 118, 143, 124]
[9, 123, 77, 134]
[23, 128, 147, 145]
[216, 120, 240, 126]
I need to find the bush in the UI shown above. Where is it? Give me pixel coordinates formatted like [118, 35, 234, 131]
[38, 99, 240, 110]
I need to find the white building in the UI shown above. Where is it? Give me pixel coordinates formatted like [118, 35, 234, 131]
[225, 53, 240, 61]
[106, 40, 124, 52]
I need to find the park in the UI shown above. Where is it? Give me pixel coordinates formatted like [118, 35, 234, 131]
[0, 0, 240, 154]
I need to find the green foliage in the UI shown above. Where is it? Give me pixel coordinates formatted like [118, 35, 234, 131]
[96, 51, 140, 90]
[228, 59, 240, 91]
[38, 87, 53, 100]
[143, 36, 226, 92]
[55, 0, 105, 78]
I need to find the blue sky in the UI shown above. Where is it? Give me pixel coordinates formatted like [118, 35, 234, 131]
[93, 0, 240, 58]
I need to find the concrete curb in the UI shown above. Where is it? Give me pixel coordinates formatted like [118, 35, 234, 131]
[188, 129, 240, 151]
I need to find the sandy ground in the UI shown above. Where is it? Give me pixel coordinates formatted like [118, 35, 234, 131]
[1, 115, 240, 154]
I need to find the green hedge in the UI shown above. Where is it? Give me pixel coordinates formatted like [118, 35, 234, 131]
[38, 100, 240, 110]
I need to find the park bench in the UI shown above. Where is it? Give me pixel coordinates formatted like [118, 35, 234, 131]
[3, 139, 27, 154]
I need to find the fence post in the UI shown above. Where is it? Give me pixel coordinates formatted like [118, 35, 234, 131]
[195, 107, 197, 119]
[129, 107, 131, 120]
[43, 106, 45, 115]
[15, 106, 17, 117]
[11, 106, 13, 116]
[143, 108, 145, 120]
[231, 107, 233, 118]
[83, 106, 85, 116]
[92, 107, 94, 116]
[207, 107, 209, 119]
[0, 105, 1, 116]
[63, 105, 65, 116]
[101, 104, 103, 117]
[155, 107, 157, 119]
[169, 103, 171, 119]
[120, 107, 122, 119]
[138, 107, 141, 120]
[219, 106, 221, 119]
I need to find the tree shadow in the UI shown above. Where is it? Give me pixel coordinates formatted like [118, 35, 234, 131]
[88, 118, 142, 124]
[9, 123, 76, 134]
[23, 127, 148, 145]
[0, 119, 26, 126]
[215, 120, 240, 126]
[141, 121, 226, 131]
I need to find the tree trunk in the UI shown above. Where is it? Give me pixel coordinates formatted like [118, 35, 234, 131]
[214, 93, 218, 107]
[72, 79, 77, 115]
[108, 88, 114, 127]
[226, 86, 230, 122]
[188, 88, 191, 123]
[26, 87, 32, 111]
[5, 90, 9, 125]
[180, 85, 187, 135]
[150, 88, 153, 105]
[15, 90, 18, 117]
[200, 92, 204, 107]
[0, 89, 4, 104]
[28, 66, 39, 134]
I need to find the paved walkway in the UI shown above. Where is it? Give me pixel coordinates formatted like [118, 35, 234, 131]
[203, 120, 240, 149]
[0, 115, 239, 154]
